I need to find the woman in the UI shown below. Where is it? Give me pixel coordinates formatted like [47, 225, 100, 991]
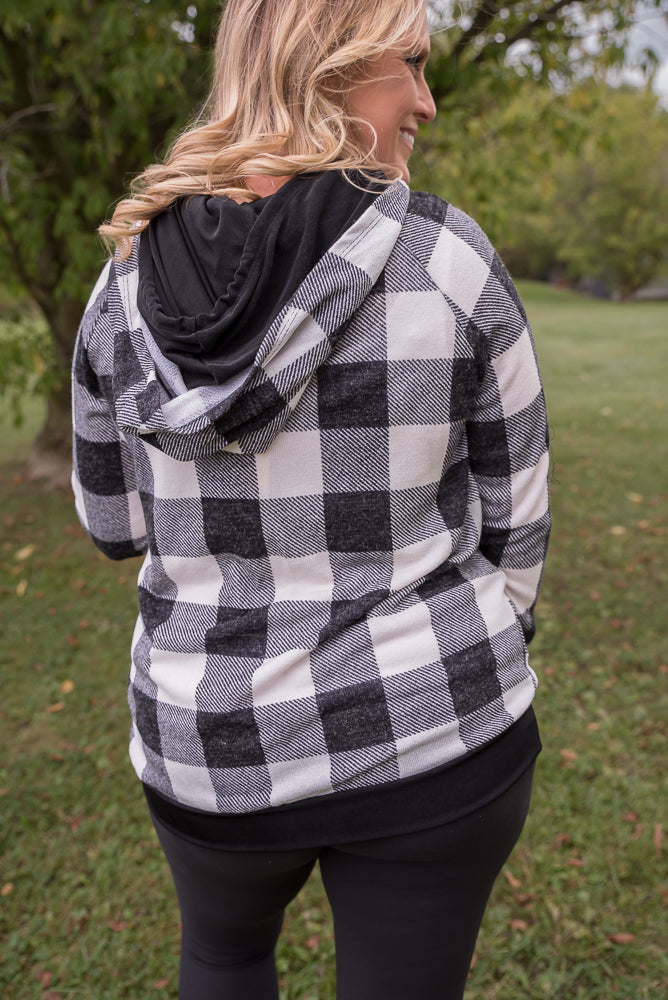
[72, 1, 550, 997]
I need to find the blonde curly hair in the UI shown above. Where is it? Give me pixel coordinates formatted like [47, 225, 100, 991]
[100, 0, 427, 257]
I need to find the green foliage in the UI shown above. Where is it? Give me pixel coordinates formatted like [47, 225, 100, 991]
[551, 87, 668, 298]
[0, 294, 56, 427]
[425, 0, 665, 99]
[0, 1, 222, 309]
[1, 287, 666, 998]
[1, 0, 667, 447]
[0, 1, 224, 452]
[414, 80, 668, 296]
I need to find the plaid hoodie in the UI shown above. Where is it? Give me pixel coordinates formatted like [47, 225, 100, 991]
[72, 180, 550, 814]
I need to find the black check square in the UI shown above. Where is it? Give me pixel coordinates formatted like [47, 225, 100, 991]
[437, 458, 469, 526]
[74, 336, 100, 396]
[449, 358, 481, 422]
[317, 679, 394, 752]
[197, 707, 266, 768]
[443, 640, 502, 717]
[138, 585, 176, 637]
[320, 590, 389, 643]
[201, 498, 267, 557]
[205, 605, 269, 657]
[417, 564, 467, 602]
[136, 381, 162, 422]
[480, 526, 511, 565]
[324, 490, 392, 552]
[132, 686, 162, 755]
[214, 382, 284, 440]
[467, 418, 511, 477]
[113, 329, 144, 393]
[74, 435, 126, 496]
[318, 362, 388, 428]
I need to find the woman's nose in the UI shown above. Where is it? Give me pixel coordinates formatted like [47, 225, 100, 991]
[416, 74, 437, 122]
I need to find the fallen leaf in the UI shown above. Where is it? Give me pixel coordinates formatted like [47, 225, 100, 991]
[566, 857, 585, 867]
[16, 579, 28, 597]
[40, 971, 52, 988]
[46, 702, 65, 714]
[503, 868, 522, 889]
[587, 722, 600, 731]
[626, 492, 643, 504]
[15, 544, 36, 561]
[622, 812, 639, 823]
[306, 935, 320, 949]
[606, 933, 635, 945]
[61, 679, 75, 695]
[630, 824, 643, 841]
[654, 823, 663, 854]
[610, 525, 627, 536]
[509, 919, 529, 931]
[154, 979, 170, 990]
[1, 883, 14, 896]
[108, 920, 128, 932]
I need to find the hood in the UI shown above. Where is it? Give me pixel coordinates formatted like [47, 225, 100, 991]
[137, 171, 383, 389]
[113, 173, 409, 459]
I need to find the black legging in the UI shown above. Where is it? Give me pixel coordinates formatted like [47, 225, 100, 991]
[147, 765, 534, 1000]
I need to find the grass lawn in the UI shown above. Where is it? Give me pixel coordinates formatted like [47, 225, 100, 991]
[1, 283, 666, 999]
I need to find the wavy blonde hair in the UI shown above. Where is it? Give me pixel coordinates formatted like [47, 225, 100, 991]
[100, 0, 426, 257]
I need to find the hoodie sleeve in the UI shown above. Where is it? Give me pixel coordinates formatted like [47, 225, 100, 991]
[71, 262, 148, 560]
[466, 252, 551, 644]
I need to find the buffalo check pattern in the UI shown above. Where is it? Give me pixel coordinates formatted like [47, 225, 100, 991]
[72, 182, 550, 813]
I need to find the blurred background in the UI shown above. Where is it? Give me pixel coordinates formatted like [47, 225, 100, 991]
[1, 3, 666, 998]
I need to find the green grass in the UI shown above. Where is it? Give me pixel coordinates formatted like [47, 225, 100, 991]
[1, 283, 666, 998]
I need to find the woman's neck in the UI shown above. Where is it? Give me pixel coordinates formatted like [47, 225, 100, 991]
[246, 174, 291, 199]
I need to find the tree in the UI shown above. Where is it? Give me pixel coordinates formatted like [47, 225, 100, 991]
[425, 0, 667, 101]
[0, 1, 221, 482]
[2, 1, 667, 480]
[412, 79, 668, 298]
[551, 86, 668, 298]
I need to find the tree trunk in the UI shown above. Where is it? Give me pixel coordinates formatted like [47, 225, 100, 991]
[26, 294, 84, 489]
[26, 381, 72, 487]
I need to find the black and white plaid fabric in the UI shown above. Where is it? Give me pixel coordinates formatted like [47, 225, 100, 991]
[72, 181, 550, 813]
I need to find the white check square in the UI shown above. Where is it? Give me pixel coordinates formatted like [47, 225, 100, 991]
[386, 290, 457, 360]
[256, 429, 323, 498]
[428, 229, 490, 317]
[252, 649, 317, 706]
[389, 424, 450, 491]
[368, 603, 441, 677]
